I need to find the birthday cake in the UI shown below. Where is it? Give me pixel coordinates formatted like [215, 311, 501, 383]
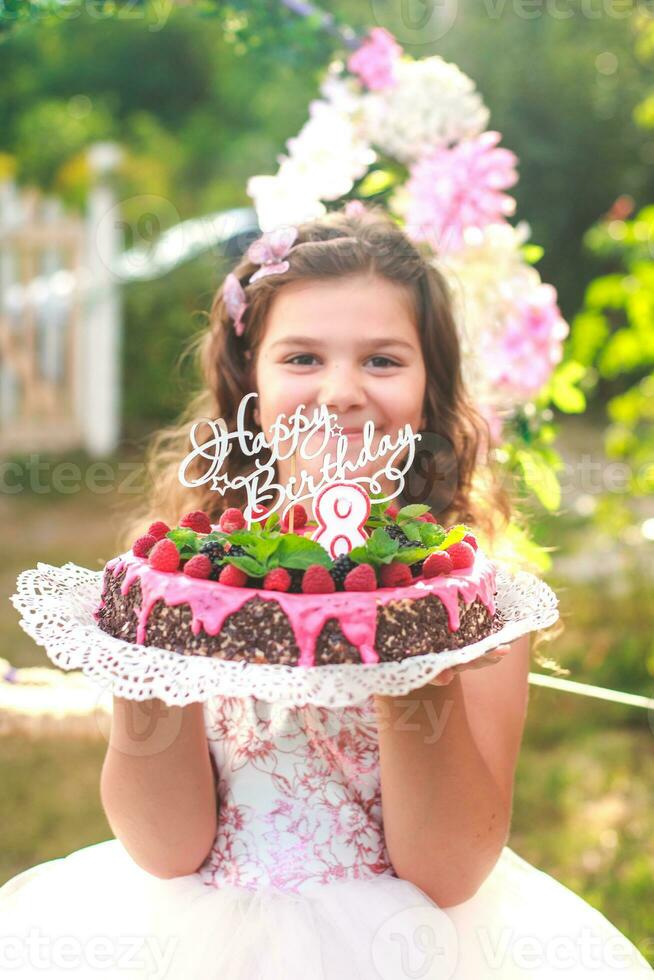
[95, 496, 504, 666]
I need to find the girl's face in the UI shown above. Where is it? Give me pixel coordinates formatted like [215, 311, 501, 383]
[252, 274, 427, 507]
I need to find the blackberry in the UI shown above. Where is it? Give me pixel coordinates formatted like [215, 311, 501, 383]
[288, 567, 305, 593]
[385, 523, 412, 549]
[226, 544, 247, 557]
[199, 540, 226, 564]
[410, 560, 424, 578]
[330, 555, 357, 590]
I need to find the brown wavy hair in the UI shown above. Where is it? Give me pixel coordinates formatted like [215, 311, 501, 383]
[120, 203, 516, 556]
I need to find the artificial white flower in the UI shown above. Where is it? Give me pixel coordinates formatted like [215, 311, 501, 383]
[359, 56, 490, 164]
[248, 100, 375, 231]
[246, 168, 325, 233]
[286, 100, 376, 200]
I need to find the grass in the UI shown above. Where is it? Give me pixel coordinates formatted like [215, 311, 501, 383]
[1, 468, 652, 965]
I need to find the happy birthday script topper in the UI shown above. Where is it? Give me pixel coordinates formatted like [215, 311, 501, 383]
[177, 392, 421, 527]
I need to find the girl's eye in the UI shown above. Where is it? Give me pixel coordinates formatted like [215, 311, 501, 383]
[284, 355, 400, 368]
[368, 356, 399, 368]
[286, 354, 318, 366]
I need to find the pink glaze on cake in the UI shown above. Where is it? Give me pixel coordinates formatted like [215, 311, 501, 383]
[96, 550, 497, 666]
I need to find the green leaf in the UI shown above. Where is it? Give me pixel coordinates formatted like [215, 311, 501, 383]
[367, 528, 399, 559]
[440, 525, 468, 550]
[276, 535, 332, 570]
[549, 360, 588, 414]
[166, 528, 201, 559]
[515, 449, 561, 511]
[264, 513, 280, 532]
[417, 523, 447, 548]
[227, 530, 280, 563]
[228, 555, 268, 578]
[394, 547, 431, 564]
[397, 520, 425, 543]
[349, 546, 370, 564]
[521, 243, 544, 265]
[397, 504, 431, 521]
[357, 169, 396, 197]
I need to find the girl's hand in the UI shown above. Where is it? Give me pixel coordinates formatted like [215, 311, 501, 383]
[427, 644, 513, 686]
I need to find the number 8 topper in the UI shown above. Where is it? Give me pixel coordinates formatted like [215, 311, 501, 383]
[311, 481, 370, 559]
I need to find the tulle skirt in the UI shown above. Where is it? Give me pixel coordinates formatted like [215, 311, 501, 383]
[0, 839, 651, 979]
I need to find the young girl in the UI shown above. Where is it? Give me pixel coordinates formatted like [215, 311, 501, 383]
[1, 205, 651, 979]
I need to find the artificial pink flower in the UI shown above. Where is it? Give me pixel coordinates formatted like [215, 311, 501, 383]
[347, 27, 402, 91]
[404, 131, 519, 255]
[344, 200, 367, 218]
[483, 284, 569, 398]
[247, 226, 298, 283]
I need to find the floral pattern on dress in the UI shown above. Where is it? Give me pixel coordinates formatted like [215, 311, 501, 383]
[199, 694, 396, 894]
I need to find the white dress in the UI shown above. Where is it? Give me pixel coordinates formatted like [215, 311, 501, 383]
[0, 693, 651, 979]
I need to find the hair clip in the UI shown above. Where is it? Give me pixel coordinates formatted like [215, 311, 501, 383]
[223, 273, 248, 337]
[247, 226, 298, 284]
[223, 226, 299, 336]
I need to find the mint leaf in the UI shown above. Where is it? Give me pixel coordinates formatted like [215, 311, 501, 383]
[398, 520, 424, 543]
[227, 530, 280, 563]
[440, 524, 468, 550]
[397, 504, 431, 521]
[227, 555, 269, 578]
[367, 528, 399, 559]
[276, 535, 332, 570]
[166, 528, 201, 559]
[394, 547, 432, 564]
[203, 530, 229, 544]
[418, 524, 447, 548]
[264, 513, 280, 532]
[349, 546, 369, 564]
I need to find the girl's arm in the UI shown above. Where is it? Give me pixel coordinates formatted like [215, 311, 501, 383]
[373, 634, 531, 908]
[100, 697, 218, 879]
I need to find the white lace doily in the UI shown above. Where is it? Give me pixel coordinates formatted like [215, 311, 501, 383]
[10, 562, 558, 708]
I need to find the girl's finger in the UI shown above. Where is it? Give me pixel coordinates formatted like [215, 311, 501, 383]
[429, 667, 456, 686]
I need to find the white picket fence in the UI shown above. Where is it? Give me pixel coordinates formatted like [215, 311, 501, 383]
[0, 141, 257, 458]
[0, 144, 122, 457]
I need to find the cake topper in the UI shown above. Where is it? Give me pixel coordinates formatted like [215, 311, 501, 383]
[178, 392, 421, 537]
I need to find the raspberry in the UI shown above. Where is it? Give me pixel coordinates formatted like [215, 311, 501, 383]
[179, 510, 212, 534]
[302, 565, 336, 594]
[380, 561, 412, 588]
[250, 505, 269, 523]
[183, 554, 212, 579]
[385, 504, 399, 520]
[148, 539, 180, 573]
[446, 541, 475, 569]
[330, 555, 357, 590]
[344, 563, 377, 592]
[463, 532, 478, 551]
[281, 504, 308, 532]
[147, 520, 170, 541]
[132, 534, 156, 558]
[419, 513, 438, 524]
[219, 508, 246, 534]
[423, 550, 454, 578]
[263, 568, 292, 592]
[218, 564, 248, 587]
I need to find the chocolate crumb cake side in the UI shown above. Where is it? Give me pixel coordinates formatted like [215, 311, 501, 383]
[94, 499, 503, 667]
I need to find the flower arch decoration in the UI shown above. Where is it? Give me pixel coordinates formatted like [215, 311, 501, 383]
[246, 27, 570, 467]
